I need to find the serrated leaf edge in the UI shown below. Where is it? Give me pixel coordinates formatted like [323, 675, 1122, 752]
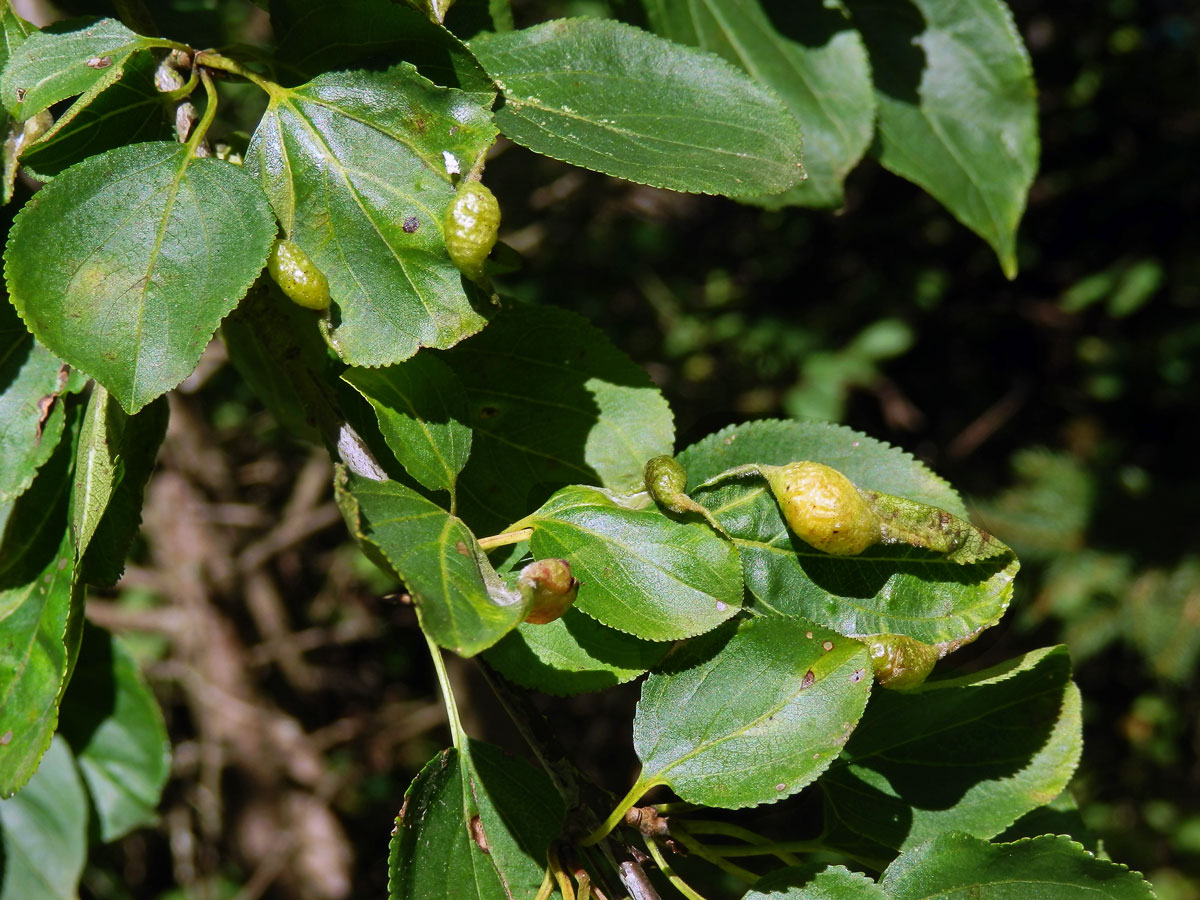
[470, 17, 806, 198]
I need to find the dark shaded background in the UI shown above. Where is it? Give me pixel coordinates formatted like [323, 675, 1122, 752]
[23, 0, 1198, 897]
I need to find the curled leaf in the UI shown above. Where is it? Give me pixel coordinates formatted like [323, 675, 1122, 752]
[701, 459, 1010, 565]
[643, 455, 729, 537]
[865, 491, 1009, 564]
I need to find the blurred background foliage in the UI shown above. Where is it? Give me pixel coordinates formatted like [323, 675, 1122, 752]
[17, 0, 1198, 897]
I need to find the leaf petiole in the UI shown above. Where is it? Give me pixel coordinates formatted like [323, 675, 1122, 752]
[694, 463, 765, 491]
[159, 62, 198, 103]
[184, 69, 218, 157]
[644, 837, 709, 900]
[673, 819, 803, 867]
[194, 50, 277, 94]
[548, 843, 576, 900]
[704, 839, 826, 858]
[424, 631, 465, 749]
[578, 777, 662, 846]
[667, 823, 758, 883]
[477, 527, 533, 551]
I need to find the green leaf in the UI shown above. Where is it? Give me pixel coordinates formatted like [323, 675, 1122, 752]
[483, 606, 669, 695]
[633, 617, 872, 809]
[388, 741, 565, 899]
[0, 18, 151, 120]
[444, 304, 674, 535]
[643, 0, 874, 208]
[679, 420, 965, 515]
[820, 646, 1082, 859]
[996, 791, 1099, 854]
[677, 421, 1016, 645]
[21, 51, 171, 181]
[0, 300, 67, 501]
[72, 385, 168, 587]
[343, 354, 472, 495]
[0, 5, 34, 85]
[273, 0, 495, 95]
[70, 383, 117, 564]
[880, 832, 1155, 899]
[0, 2, 35, 191]
[244, 66, 497, 367]
[336, 468, 525, 655]
[407, 0, 455, 26]
[0, 409, 79, 797]
[4, 142, 277, 413]
[845, 0, 1038, 277]
[522, 485, 741, 641]
[0, 737, 87, 900]
[469, 18, 806, 198]
[58, 624, 169, 842]
[745, 865, 888, 900]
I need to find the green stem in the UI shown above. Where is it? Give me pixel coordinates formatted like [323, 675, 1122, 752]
[705, 839, 825, 858]
[668, 824, 758, 884]
[161, 63, 199, 103]
[194, 50, 277, 95]
[424, 631, 465, 749]
[674, 820, 802, 866]
[184, 69, 218, 157]
[467, 148, 490, 182]
[652, 802, 698, 814]
[645, 838, 708, 900]
[578, 777, 662, 847]
[548, 843, 576, 900]
[477, 527, 533, 551]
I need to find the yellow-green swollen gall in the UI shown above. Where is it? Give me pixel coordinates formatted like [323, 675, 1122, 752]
[267, 239, 330, 310]
[763, 461, 882, 555]
[518, 558, 580, 625]
[868, 634, 940, 689]
[444, 181, 500, 282]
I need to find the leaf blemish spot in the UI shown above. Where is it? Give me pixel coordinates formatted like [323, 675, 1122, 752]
[801, 669, 815, 689]
[402, 216, 420, 233]
[805, 630, 813, 639]
[715, 600, 727, 611]
[822, 640, 834, 651]
[86, 56, 112, 69]
[469, 815, 490, 853]
[0, 730, 11, 745]
[455, 541, 471, 556]
[851, 668, 865, 683]
[775, 783, 786, 791]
